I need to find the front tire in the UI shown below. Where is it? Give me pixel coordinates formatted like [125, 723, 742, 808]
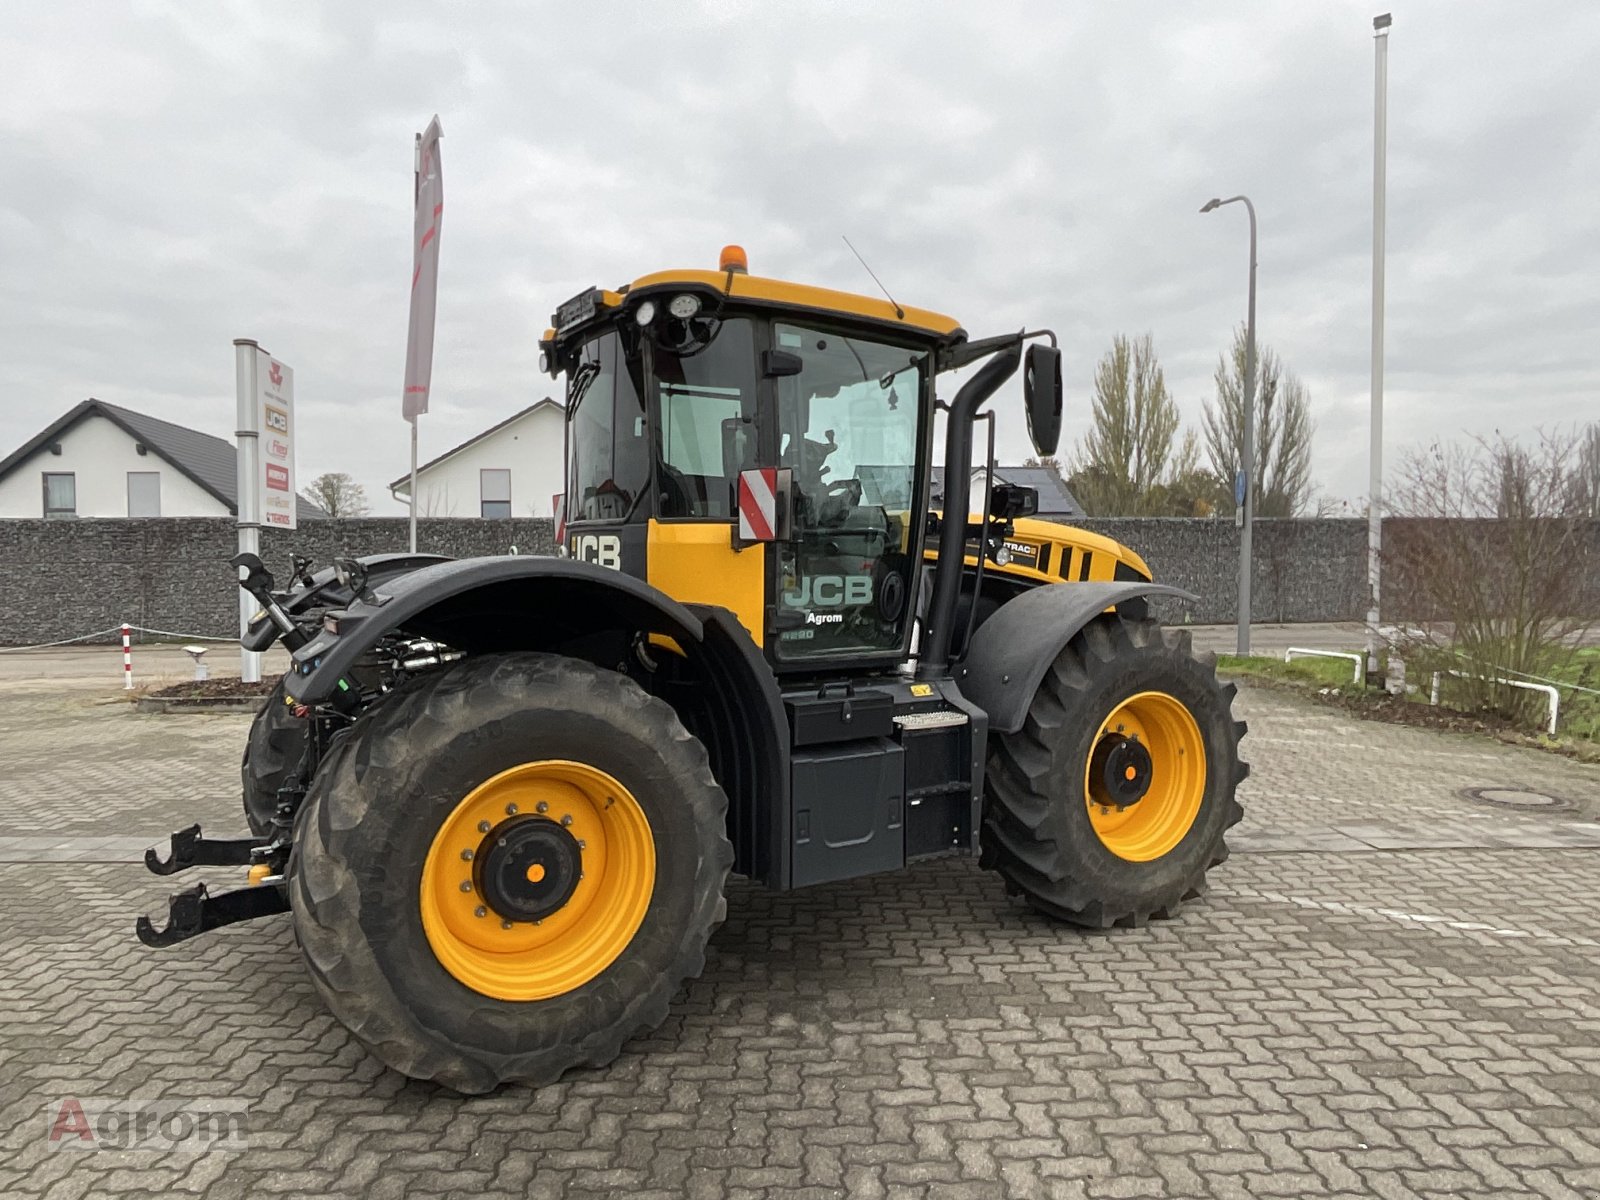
[981, 611, 1246, 927]
[289, 651, 732, 1093]
[241, 679, 306, 838]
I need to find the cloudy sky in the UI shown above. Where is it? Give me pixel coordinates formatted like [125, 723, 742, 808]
[3, 1, 1596, 515]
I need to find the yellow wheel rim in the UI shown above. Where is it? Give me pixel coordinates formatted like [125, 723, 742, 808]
[419, 760, 655, 1001]
[1084, 691, 1206, 862]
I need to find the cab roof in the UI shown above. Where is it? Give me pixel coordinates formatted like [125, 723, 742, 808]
[543, 261, 967, 352]
[626, 269, 965, 342]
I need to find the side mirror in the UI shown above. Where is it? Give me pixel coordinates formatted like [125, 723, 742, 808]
[762, 349, 803, 378]
[1023, 344, 1063, 456]
[989, 484, 1038, 521]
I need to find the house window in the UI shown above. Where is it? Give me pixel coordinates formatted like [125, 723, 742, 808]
[480, 469, 512, 519]
[127, 471, 160, 517]
[43, 472, 76, 518]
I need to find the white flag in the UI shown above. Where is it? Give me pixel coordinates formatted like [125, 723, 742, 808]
[403, 116, 443, 422]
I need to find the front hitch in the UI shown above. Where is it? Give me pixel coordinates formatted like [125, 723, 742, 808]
[136, 823, 292, 947]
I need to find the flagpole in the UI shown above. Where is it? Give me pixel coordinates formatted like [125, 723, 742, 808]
[409, 417, 418, 552]
[408, 132, 421, 554]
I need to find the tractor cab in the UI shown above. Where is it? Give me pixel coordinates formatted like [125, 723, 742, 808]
[541, 245, 978, 671]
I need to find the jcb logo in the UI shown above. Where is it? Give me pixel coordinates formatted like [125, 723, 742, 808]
[571, 534, 621, 571]
[782, 575, 873, 608]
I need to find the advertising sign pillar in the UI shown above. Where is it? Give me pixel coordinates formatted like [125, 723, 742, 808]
[235, 340, 296, 684]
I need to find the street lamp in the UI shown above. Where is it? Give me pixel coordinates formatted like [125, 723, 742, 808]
[1201, 194, 1258, 656]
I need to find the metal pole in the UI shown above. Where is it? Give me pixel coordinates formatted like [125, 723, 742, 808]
[1239, 198, 1258, 657]
[234, 338, 263, 684]
[409, 419, 418, 553]
[408, 132, 421, 556]
[1366, 13, 1392, 682]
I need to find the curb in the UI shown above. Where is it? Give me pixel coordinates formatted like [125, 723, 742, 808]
[134, 696, 262, 714]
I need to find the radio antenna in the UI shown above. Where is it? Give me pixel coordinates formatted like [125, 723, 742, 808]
[842, 235, 905, 319]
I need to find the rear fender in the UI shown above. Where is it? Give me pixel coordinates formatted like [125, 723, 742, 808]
[958, 582, 1198, 734]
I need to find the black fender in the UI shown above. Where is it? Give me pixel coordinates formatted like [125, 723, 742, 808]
[957, 582, 1199, 734]
[285, 556, 704, 704]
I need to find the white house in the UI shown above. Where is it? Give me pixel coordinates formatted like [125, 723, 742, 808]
[391, 399, 565, 518]
[0, 399, 323, 521]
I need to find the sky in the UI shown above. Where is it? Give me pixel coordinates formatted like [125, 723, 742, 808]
[3, 1, 1597, 515]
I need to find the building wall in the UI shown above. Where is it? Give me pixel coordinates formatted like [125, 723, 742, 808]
[0, 518, 557, 644]
[401, 406, 565, 518]
[0, 415, 229, 518]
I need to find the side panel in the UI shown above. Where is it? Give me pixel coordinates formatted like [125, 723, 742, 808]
[647, 520, 766, 647]
[922, 515, 1153, 588]
[958, 582, 1198, 735]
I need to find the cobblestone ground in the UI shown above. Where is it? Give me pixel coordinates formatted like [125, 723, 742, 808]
[0, 681, 1598, 1199]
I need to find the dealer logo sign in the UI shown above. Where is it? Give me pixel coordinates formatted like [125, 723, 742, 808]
[46, 1096, 249, 1154]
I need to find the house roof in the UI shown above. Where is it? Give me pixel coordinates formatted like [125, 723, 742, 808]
[0, 398, 325, 520]
[390, 398, 563, 494]
[930, 466, 1083, 518]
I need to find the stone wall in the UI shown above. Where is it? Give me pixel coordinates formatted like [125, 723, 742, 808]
[0, 518, 555, 645]
[2, 515, 1593, 645]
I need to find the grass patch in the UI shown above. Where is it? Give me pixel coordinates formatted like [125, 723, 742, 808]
[1217, 653, 1360, 689]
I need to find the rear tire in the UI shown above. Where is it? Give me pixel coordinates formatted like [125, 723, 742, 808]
[241, 679, 307, 838]
[981, 611, 1246, 927]
[288, 651, 732, 1093]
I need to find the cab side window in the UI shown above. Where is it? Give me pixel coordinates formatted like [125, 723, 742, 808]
[568, 332, 648, 522]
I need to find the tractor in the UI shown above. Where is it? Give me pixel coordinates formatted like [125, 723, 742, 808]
[137, 245, 1246, 1093]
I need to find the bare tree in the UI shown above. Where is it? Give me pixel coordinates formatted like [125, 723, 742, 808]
[1387, 430, 1598, 726]
[300, 472, 369, 518]
[1571, 421, 1600, 519]
[1201, 325, 1315, 518]
[1067, 333, 1188, 516]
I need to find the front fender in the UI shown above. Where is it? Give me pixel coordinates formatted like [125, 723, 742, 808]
[285, 556, 703, 704]
[958, 582, 1198, 734]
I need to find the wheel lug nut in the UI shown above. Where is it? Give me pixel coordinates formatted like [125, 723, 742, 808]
[474, 906, 486, 918]
[501, 920, 513, 930]
[461, 849, 474, 861]
[536, 801, 549, 814]
[560, 814, 573, 827]
[577, 840, 587, 850]
[459, 881, 473, 893]
[477, 820, 491, 833]
[506, 803, 518, 815]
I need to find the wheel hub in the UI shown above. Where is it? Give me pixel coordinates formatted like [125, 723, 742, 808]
[1089, 733, 1154, 808]
[474, 816, 583, 923]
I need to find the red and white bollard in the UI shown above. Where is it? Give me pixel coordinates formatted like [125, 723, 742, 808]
[122, 623, 133, 690]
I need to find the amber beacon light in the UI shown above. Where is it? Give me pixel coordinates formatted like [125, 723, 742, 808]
[719, 244, 749, 274]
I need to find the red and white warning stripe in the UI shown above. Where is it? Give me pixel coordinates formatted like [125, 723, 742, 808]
[737, 468, 777, 542]
[122, 624, 133, 690]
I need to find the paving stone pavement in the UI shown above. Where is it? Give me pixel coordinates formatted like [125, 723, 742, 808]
[0, 684, 1598, 1199]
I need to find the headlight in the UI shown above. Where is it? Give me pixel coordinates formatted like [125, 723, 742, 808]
[634, 300, 657, 326]
[538, 349, 551, 373]
[668, 293, 701, 319]
[994, 546, 1011, 567]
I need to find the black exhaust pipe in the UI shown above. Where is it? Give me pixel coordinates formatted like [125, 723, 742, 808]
[919, 343, 1021, 677]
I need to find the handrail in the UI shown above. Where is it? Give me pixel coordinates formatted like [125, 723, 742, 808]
[1430, 669, 1560, 737]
